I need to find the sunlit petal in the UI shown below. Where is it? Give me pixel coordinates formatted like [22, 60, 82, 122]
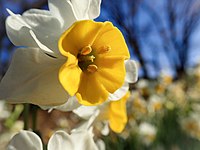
[6, 9, 37, 48]
[22, 9, 62, 54]
[73, 105, 98, 120]
[76, 73, 109, 105]
[95, 56, 126, 93]
[93, 22, 130, 59]
[40, 96, 80, 112]
[48, 131, 74, 150]
[59, 53, 82, 96]
[109, 92, 130, 133]
[70, 131, 98, 150]
[7, 130, 43, 150]
[59, 20, 104, 56]
[0, 48, 68, 106]
[108, 82, 129, 101]
[71, 0, 90, 19]
[48, 0, 77, 30]
[88, 0, 102, 19]
[125, 60, 138, 83]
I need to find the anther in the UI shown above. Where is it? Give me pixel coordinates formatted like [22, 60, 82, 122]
[98, 45, 111, 54]
[80, 45, 92, 55]
[87, 64, 98, 73]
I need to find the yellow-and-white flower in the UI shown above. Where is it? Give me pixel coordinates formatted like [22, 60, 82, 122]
[0, 0, 137, 107]
[138, 122, 157, 146]
[73, 92, 130, 133]
[7, 129, 98, 150]
[0, 101, 10, 120]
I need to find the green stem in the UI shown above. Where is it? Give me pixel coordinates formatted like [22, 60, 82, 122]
[23, 103, 30, 130]
[32, 105, 38, 131]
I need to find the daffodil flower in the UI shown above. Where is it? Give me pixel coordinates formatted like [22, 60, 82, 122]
[0, 0, 137, 106]
[58, 20, 130, 105]
[7, 130, 99, 150]
[73, 92, 130, 133]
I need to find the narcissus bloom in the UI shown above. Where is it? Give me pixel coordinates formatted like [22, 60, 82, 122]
[74, 92, 130, 133]
[0, 0, 137, 106]
[58, 20, 129, 105]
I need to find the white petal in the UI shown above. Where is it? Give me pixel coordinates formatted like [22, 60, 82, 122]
[101, 122, 110, 136]
[73, 106, 98, 120]
[7, 130, 43, 150]
[6, 10, 37, 47]
[125, 60, 138, 83]
[29, 30, 56, 56]
[88, 0, 102, 19]
[108, 82, 129, 101]
[71, 0, 90, 19]
[53, 96, 81, 111]
[48, 0, 77, 30]
[0, 48, 69, 106]
[71, 0, 101, 20]
[72, 109, 99, 132]
[48, 131, 74, 150]
[22, 9, 62, 55]
[70, 131, 98, 150]
[41, 96, 81, 112]
[6, 9, 61, 56]
[96, 139, 106, 150]
[48, 130, 98, 150]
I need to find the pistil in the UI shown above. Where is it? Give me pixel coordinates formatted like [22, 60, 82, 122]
[78, 55, 95, 62]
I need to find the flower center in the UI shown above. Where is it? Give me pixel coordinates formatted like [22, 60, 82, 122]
[77, 45, 98, 73]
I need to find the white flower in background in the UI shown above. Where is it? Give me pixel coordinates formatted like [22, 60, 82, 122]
[148, 95, 164, 113]
[0, 120, 24, 150]
[0, 0, 138, 107]
[73, 92, 131, 134]
[0, 101, 10, 120]
[138, 122, 157, 146]
[180, 113, 200, 140]
[7, 129, 98, 150]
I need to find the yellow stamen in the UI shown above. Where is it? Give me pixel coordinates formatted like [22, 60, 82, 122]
[80, 45, 92, 55]
[87, 64, 98, 73]
[98, 45, 111, 54]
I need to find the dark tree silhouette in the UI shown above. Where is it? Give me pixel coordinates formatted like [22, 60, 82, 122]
[101, 0, 200, 79]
